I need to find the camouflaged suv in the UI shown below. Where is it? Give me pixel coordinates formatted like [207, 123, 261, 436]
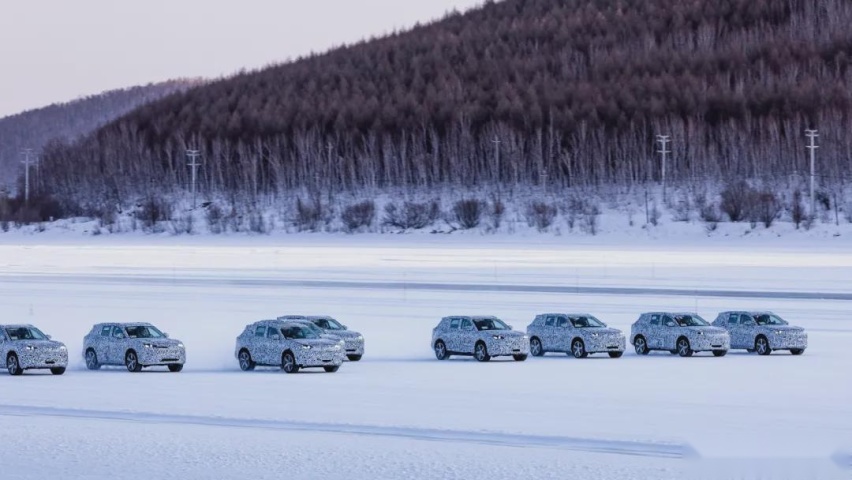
[432, 316, 529, 362]
[712, 311, 807, 355]
[630, 312, 730, 357]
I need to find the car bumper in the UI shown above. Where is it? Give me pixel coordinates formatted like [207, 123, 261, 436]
[344, 338, 365, 356]
[689, 335, 730, 352]
[586, 335, 626, 353]
[138, 347, 186, 365]
[485, 338, 530, 356]
[296, 348, 345, 367]
[769, 333, 808, 350]
[19, 349, 68, 369]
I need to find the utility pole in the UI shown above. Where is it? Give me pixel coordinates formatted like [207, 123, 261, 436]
[805, 129, 818, 218]
[656, 135, 670, 202]
[20, 148, 33, 204]
[492, 137, 501, 184]
[186, 149, 202, 209]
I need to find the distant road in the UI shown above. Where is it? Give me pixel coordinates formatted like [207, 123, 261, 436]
[3, 273, 852, 301]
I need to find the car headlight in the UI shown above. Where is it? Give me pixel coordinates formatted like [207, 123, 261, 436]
[696, 331, 704, 336]
[59, 345, 67, 350]
[333, 345, 341, 350]
[492, 335, 504, 340]
[25, 345, 35, 351]
[301, 344, 312, 350]
[774, 330, 784, 335]
[591, 333, 599, 337]
[143, 343, 153, 348]
[356, 335, 364, 341]
[177, 343, 185, 348]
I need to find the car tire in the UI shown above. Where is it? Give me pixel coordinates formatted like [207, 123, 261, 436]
[125, 350, 143, 372]
[790, 348, 805, 356]
[85, 349, 101, 370]
[168, 364, 183, 373]
[238, 349, 256, 371]
[347, 355, 362, 362]
[324, 366, 340, 373]
[755, 336, 771, 356]
[634, 336, 649, 355]
[676, 337, 693, 357]
[281, 351, 299, 374]
[571, 339, 588, 359]
[6, 353, 23, 376]
[608, 351, 624, 358]
[529, 337, 544, 357]
[434, 340, 450, 360]
[50, 367, 66, 375]
[712, 350, 727, 357]
[513, 354, 527, 361]
[473, 342, 491, 362]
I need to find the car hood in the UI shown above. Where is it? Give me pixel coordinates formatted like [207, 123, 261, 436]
[683, 326, 728, 335]
[296, 338, 339, 348]
[581, 327, 623, 336]
[138, 338, 183, 347]
[11, 339, 66, 349]
[482, 330, 525, 339]
[327, 330, 362, 339]
[763, 325, 805, 333]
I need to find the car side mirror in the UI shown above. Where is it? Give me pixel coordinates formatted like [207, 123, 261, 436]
[46, 335, 52, 339]
[342, 325, 348, 330]
[163, 332, 169, 338]
[508, 324, 513, 330]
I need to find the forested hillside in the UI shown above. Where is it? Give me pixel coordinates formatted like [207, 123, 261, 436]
[38, 0, 852, 211]
[0, 79, 199, 185]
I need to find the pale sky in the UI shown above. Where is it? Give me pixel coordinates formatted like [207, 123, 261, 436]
[0, 0, 485, 118]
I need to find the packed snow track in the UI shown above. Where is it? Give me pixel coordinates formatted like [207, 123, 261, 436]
[0, 239, 849, 480]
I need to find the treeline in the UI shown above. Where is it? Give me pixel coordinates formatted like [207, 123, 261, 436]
[37, 0, 852, 210]
[0, 79, 200, 185]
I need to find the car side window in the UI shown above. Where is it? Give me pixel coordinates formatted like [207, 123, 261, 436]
[449, 318, 460, 329]
[544, 316, 555, 327]
[112, 326, 125, 338]
[663, 316, 676, 327]
[100, 326, 112, 337]
[556, 316, 569, 328]
[650, 315, 660, 326]
[255, 326, 266, 337]
[728, 314, 739, 325]
[740, 314, 754, 325]
[460, 319, 473, 330]
[267, 327, 280, 338]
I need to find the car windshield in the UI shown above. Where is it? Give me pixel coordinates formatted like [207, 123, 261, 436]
[473, 318, 510, 331]
[282, 326, 320, 340]
[753, 314, 788, 326]
[125, 325, 165, 338]
[673, 315, 709, 327]
[299, 323, 325, 335]
[6, 327, 48, 340]
[313, 317, 345, 331]
[569, 316, 606, 328]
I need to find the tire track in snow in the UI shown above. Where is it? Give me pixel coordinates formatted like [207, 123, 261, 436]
[4, 273, 852, 301]
[0, 404, 696, 459]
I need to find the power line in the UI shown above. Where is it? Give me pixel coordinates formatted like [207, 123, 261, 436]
[186, 149, 202, 209]
[656, 135, 670, 202]
[805, 129, 819, 218]
[20, 148, 34, 204]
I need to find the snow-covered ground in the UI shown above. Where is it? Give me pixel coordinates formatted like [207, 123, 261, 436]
[1, 238, 850, 479]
